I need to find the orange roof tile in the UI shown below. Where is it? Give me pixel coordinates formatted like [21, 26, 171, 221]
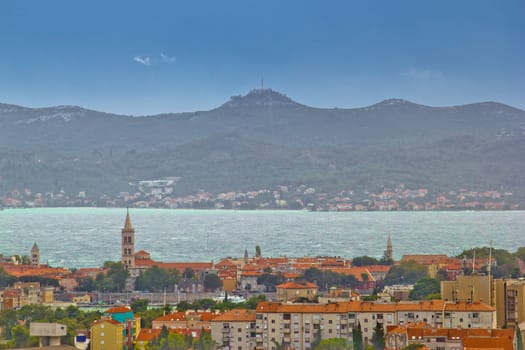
[211, 309, 256, 322]
[136, 328, 162, 342]
[106, 306, 132, 314]
[276, 281, 318, 289]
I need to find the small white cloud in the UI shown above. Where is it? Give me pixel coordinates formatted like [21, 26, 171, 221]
[133, 56, 152, 66]
[160, 52, 176, 63]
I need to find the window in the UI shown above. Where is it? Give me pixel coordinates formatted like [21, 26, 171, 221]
[328, 320, 333, 324]
[376, 314, 383, 319]
[364, 318, 368, 323]
[271, 319, 275, 324]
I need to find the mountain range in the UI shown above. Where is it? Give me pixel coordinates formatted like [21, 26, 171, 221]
[1, 89, 524, 199]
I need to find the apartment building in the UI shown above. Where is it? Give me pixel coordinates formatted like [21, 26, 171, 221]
[254, 300, 495, 350]
[211, 309, 257, 350]
[493, 278, 525, 328]
[385, 323, 514, 350]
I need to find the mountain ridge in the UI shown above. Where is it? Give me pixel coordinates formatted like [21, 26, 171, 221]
[0, 89, 524, 200]
[2, 89, 523, 118]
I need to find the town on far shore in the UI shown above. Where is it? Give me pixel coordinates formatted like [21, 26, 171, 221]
[1, 181, 521, 211]
[1, 210, 525, 350]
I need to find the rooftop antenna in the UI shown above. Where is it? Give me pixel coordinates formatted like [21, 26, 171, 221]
[472, 250, 476, 274]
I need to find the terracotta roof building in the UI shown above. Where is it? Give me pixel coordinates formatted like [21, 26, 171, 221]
[211, 309, 257, 350]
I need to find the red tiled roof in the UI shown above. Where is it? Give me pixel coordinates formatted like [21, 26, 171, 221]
[136, 328, 161, 342]
[211, 309, 256, 322]
[106, 306, 132, 314]
[276, 281, 318, 290]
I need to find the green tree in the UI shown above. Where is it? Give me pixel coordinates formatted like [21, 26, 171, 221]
[257, 272, 285, 292]
[516, 327, 524, 350]
[76, 277, 96, 292]
[203, 274, 222, 292]
[311, 328, 322, 349]
[135, 265, 180, 292]
[383, 261, 427, 286]
[315, 338, 352, 349]
[409, 277, 440, 300]
[183, 267, 195, 279]
[352, 256, 380, 267]
[245, 295, 266, 309]
[370, 322, 385, 350]
[93, 261, 129, 292]
[352, 321, 363, 350]
[11, 324, 37, 347]
[0, 309, 18, 339]
[0, 268, 16, 288]
[130, 298, 149, 313]
[165, 332, 188, 350]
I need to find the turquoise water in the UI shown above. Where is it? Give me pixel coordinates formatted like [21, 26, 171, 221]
[0, 208, 523, 268]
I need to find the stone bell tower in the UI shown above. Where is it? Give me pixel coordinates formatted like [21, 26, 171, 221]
[31, 242, 40, 267]
[121, 209, 135, 269]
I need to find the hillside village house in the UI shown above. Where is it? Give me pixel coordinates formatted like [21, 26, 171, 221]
[276, 281, 318, 302]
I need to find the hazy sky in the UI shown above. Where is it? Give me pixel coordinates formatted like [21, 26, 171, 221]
[1, 1, 523, 115]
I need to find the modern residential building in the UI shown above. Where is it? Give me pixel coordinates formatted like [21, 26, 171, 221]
[152, 310, 220, 332]
[493, 278, 525, 329]
[254, 300, 495, 350]
[441, 275, 492, 304]
[385, 322, 515, 350]
[91, 319, 124, 350]
[211, 309, 257, 350]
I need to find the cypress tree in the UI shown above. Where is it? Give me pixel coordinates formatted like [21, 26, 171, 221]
[353, 321, 363, 350]
[371, 321, 385, 350]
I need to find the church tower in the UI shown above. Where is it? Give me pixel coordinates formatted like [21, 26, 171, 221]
[121, 209, 135, 269]
[385, 233, 393, 262]
[31, 242, 40, 267]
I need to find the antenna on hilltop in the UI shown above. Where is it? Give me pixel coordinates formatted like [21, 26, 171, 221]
[261, 78, 264, 90]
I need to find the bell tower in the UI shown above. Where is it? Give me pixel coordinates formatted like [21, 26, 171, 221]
[385, 233, 393, 262]
[31, 242, 40, 267]
[121, 209, 135, 269]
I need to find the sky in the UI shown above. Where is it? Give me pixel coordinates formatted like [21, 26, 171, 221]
[0, 1, 523, 115]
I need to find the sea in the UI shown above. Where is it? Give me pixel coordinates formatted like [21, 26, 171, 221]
[0, 208, 523, 269]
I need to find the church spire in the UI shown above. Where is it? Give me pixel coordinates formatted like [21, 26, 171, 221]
[122, 209, 135, 269]
[385, 233, 393, 263]
[124, 207, 133, 230]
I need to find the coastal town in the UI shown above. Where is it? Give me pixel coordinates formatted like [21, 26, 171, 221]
[1, 183, 520, 211]
[0, 211, 524, 349]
